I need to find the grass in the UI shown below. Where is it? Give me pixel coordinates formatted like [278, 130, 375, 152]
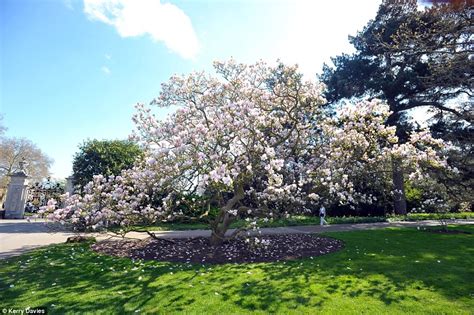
[400, 212, 474, 221]
[1, 225, 473, 314]
[130, 211, 474, 231]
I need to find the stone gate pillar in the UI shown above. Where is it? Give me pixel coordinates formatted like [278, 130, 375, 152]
[65, 176, 75, 195]
[4, 170, 29, 219]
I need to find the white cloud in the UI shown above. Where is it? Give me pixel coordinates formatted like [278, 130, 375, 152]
[274, 1, 382, 78]
[101, 66, 111, 74]
[105, 53, 112, 60]
[83, 0, 199, 59]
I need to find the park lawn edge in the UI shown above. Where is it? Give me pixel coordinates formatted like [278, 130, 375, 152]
[0, 225, 473, 314]
[120, 211, 474, 232]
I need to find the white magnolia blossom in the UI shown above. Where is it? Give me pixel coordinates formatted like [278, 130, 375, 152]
[40, 60, 452, 244]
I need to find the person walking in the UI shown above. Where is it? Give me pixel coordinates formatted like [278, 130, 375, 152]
[319, 205, 327, 226]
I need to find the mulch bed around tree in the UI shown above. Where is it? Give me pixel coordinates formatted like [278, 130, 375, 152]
[92, 234, 344, 264]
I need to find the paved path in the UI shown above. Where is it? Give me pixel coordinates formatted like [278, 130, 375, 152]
[0, 219, 76, 259]
[1, 218, 473, 259]
[124, 219, 474, 239]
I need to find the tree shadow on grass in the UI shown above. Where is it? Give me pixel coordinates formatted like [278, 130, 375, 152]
[250, 228, 471, 311]
[0, 243, 196, 313]
[0, 227, 472, 313]
[203, 227, 473, 313]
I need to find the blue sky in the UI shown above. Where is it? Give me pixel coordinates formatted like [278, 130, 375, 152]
[0, 0, 381, 178]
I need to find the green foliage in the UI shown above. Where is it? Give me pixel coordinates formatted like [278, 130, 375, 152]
[72, 139, 143, 188]
[320, 0, 471, 124]
[405, 181, 423, 212]
[430, 106, 473, 206]
[166, 193, 220, 223]
[397, 212, 474, 221]
[1, 227, 473, 313]
[320, 0, 472, 215]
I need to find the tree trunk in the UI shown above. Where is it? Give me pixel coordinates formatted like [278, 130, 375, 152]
[209, 184, 244, 246]
[392, 158, 407, 215]
[210, 213, 233, 246]
[387, 104, 408, 216]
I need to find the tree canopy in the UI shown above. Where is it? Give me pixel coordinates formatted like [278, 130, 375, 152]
[0, 137, 53, 182]
[41, 60, 451, 245]
[319, 0, 472, 214]
[0, 137, 53, 203]
[72, 139, 143, 189]
[321, 0, 471, 130]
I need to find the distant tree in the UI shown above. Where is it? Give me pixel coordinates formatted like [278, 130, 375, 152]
[319, 0, 472, 214]
[0, 137, 53, 203]
[429, 102, 473, 207]
[72, 139, 143, 189]
[388, 0, 473, 208]
[0, 115, 6, 136]
[0, 137, 52, 181]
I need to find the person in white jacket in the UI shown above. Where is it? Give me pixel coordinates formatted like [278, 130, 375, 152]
[319, 205, 327, 226]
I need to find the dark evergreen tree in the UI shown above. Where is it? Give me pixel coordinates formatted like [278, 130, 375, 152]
[73, 139, 143, 189]
[320, 0, 473, 214]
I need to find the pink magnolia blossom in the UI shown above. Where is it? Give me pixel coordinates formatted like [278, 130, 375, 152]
[41, 60, 452, 245]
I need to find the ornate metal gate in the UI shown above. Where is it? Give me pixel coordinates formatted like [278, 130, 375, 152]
[25, 177, 64, 212]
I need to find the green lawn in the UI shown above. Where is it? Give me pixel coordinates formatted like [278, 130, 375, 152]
[1, 226, 473, 314]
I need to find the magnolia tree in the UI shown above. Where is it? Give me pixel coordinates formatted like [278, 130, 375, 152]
[309, 101, 453, 210]
[41, 60, 453, 246]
